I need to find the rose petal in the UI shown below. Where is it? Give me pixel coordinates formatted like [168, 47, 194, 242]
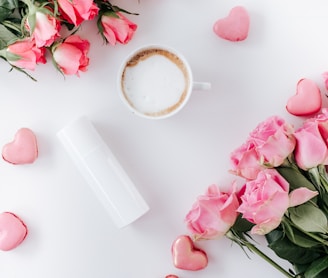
[289, 188, 318, 207]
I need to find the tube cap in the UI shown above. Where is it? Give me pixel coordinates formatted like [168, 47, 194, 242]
[57, 116, 149, 228]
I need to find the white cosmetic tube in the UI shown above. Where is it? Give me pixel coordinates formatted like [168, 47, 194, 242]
[57, 116, 149, 228]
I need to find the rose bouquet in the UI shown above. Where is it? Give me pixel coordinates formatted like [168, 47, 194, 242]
[0, 0, 138, 79]
[180, 109, 328, 278]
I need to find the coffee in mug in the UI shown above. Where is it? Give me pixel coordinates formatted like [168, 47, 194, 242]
[118, 45, 210, 119]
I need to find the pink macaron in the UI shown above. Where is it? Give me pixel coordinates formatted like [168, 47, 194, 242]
[0, 212, 28, 251]
[213, 6, 250, 42]
[2, 128, 38, 165]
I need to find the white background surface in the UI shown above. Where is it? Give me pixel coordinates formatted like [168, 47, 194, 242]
[0, 0, 328, 277]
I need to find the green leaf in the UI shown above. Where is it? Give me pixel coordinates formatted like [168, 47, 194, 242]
[266, 228, 283, 242]
[266, 229, 321, 265]
[285, 225, 320, 248]
[305, 256, 328, 278]
[277, 166, 317, 191]
[0, 0, 19, 21]
[0, 23, 18, 48]
[268, 235, 321, 265]
[289, 203, 328, 234]
[290, 229, 321, 248]
[319, 193, 328, 215]
[231, 214, 254, 233]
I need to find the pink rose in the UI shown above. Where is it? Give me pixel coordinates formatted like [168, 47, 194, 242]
[294, 109, 328, 170]
[230, 116, 296, 180]
[26, 11, 61, 47]
[58, 0, 99, 26]
[238, 169, 318, 235]
[100, 12, 137, 45]
[230, 139, 265, 180]
[6, 39, 46, 70]
[249, 116, 296, 166]
[185, 184, 239, 240]
[52, 35, 90, 76]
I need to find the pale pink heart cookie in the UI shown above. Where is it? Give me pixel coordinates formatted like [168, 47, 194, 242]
[0, 212, 28, 251]
[171, 235, 208, 271]
[213, 6, 250, 42]
[2, 128, 38, 165]
[286, 78, 322, 116]
[165, 275, 179, 278]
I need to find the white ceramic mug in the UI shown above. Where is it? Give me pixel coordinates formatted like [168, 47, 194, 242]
[117, 45, 211, 119]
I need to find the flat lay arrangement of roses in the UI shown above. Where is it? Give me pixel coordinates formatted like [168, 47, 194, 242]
[170, 105, 328, 277]
[170, 108, 328, 278]
[0, 0, 137, 79]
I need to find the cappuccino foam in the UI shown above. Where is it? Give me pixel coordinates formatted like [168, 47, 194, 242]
[121, 49, 190, 117]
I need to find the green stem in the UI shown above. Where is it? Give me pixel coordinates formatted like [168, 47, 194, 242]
[244, 241, 295, 278]
[226, 230, 297, 277]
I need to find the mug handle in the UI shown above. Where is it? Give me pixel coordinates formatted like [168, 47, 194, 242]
[192, 82, 211, 91]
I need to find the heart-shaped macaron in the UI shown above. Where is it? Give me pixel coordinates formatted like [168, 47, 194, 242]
[0, 212, 28, 251]
[2, 128, 38, 165]
[165, 275, 179, 278]
[286, 78, 322, 116]
[171, 235, 208, 271]
[213, 6, 250, 42]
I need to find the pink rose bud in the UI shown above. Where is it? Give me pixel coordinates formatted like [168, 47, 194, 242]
[100, 12, 137, 45]
[26, 11, 61, 48]
[52, 35, 90, 76]
[58, 0, 99, 26]
[5, 39, 46, 70]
